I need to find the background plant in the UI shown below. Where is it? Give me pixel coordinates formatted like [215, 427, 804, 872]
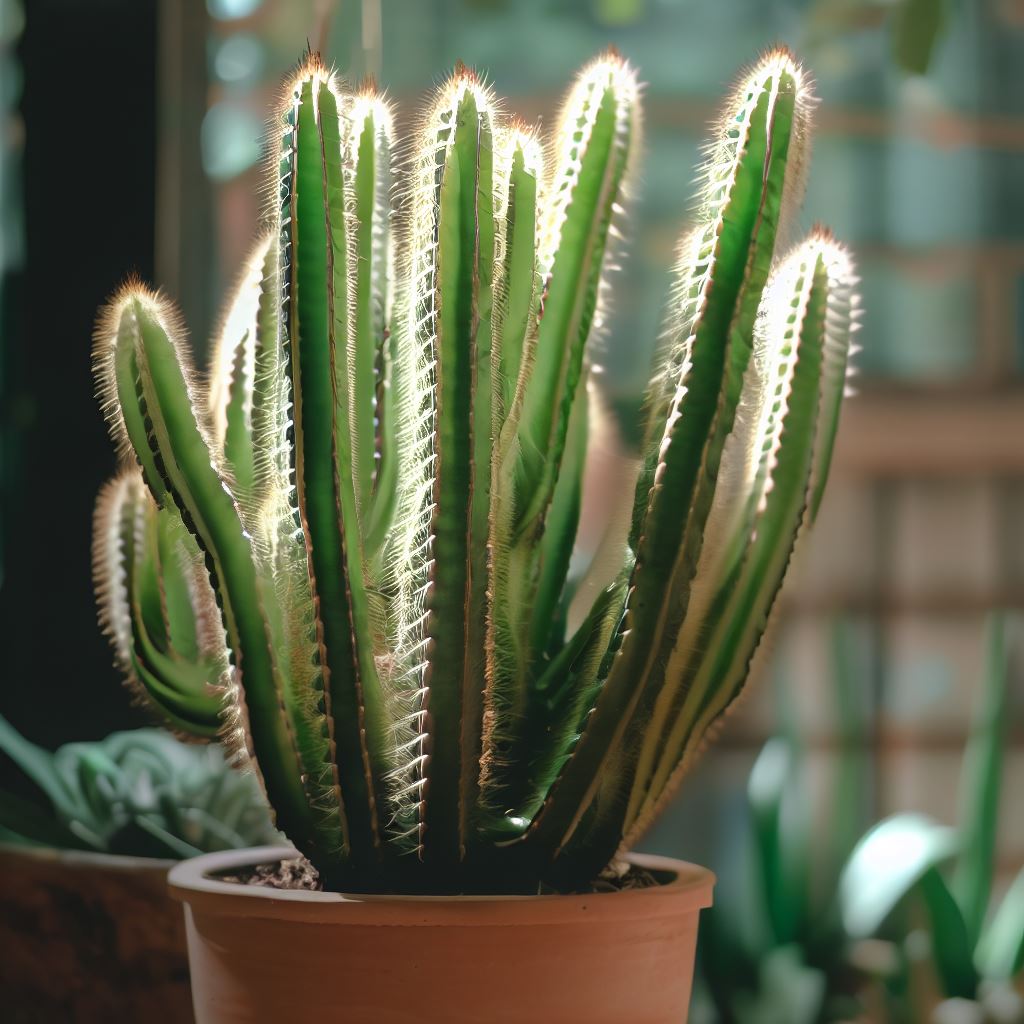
[694, 616, 1024, 1024]
[694, 622, 869, 1024]
[841, 616, 1024, 1023]
[0, 719, 277, 859]
[93, 47, 857, 892]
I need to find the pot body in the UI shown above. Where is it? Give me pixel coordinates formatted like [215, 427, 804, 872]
[170, 845, 714, 1024]
[0, 843, 192, 1023]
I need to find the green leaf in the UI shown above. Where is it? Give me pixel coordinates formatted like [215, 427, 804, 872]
[892, 0, 948, 76]
[975, 865, 1024, 981]
[953, 614, 1009, 949]
[0, 713, 79, 818]
[919, 866, 979, 999]
[0, 788, 85, 849]
[841, 813, 958, 938]
[748, 736, 810, 946]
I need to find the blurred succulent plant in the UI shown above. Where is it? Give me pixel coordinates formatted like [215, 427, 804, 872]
[693, 621, 870, 1024]
[0, 719, 277, 859]
[695, 617, 1023, 1024]
[841, 616, 1024, 1023]
[92, 48, 857, 892]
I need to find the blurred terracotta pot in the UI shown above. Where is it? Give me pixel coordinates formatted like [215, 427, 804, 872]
[0, 843, 193, 1024]
[170, 845, 714, 1024]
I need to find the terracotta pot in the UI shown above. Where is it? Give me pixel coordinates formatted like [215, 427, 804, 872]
[170, 845, 714, 1024]
[0, 843, 193, 1024]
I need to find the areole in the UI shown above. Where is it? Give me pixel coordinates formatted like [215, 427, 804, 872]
[169, 846, 715, 1024]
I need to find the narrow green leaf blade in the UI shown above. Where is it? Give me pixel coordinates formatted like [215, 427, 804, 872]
[952, 614, 1009, 948]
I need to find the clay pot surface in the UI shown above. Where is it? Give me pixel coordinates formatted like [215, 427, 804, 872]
[170, 845, 714, 1024]
[0, 843, 193, 1023]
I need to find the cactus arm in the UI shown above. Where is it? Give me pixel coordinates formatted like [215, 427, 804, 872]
[351, 94, 402, 567]
[409, 73, 497, 868]
[154, 508, 204, 661]
[493, 127, 542, 425]
[237, 234, 351, 861]
[510, 55, 638, 539]
[557, 238, 836, 879]
[281, 66, 393, 865]
[248, 233, 286, 509]
[482, 58, 638, 816]
[480, 565, 630, 842]
[348, 94, 395, 526]
[94, 300, 168, 503]
[806, 257, 857, 523]
[622, 237, 854, 844]
[528, 378, 589, 661]
[135, 496, 170, 650]
[93, 472, 223, 739]
[520, 51, 810, 868]
[207, 243, 265, 495]
[96, 289, 335, 860]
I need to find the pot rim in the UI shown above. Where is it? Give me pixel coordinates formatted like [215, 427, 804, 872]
[168, 845, 715, 925]
[0, 840, 177, 872]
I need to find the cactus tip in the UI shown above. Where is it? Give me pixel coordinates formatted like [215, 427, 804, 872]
[731, 45, 812, 103]
[277, 51, 339, 119]
[578, 46, 637, 89]
[800, 225, 855, 279]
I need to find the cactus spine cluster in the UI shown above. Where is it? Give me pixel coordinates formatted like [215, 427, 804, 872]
[93, 48, 858, 893]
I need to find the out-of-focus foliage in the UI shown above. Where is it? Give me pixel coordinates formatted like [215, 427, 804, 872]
[0, 718, 277, 859]
[694, 616, 1024, 1023]
[842, 616, 1024, 1022]
[692, 622, 869, 1023]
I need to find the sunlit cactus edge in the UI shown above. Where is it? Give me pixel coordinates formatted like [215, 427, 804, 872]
[91, 46, 858, 893]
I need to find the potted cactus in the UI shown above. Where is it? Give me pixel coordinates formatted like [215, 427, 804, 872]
[91, 47, 857, 1023]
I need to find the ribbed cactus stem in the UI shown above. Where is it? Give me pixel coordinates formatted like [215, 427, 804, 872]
[492, 125, 543, 425]
[95, 287, 341, 857]
[623, 231, 859, 844]
[348, 92, 396, 529]
[399, 68, 499, 868]
[277, 60, 392, 866]
[481, 54, 640, 827]
[92, 471, 224, 739]
[208, 239, 267, 497]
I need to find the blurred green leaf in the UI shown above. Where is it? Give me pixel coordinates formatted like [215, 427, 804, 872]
[732, 946, 826, 1024]
[594, 0, 645, 26]
[749, 735, 810, 946]
[0, 789, 83, 848]
[975, 867, 1024, 982]
[919, 866, 979, 999]
[0, 717, 276, 857]
[841, 813, 958, 938]
[0, 713, 78, 817]
[953, 615, 1008, 950]
[829, 618, 870, 887]
[891, 0, 948, 75]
